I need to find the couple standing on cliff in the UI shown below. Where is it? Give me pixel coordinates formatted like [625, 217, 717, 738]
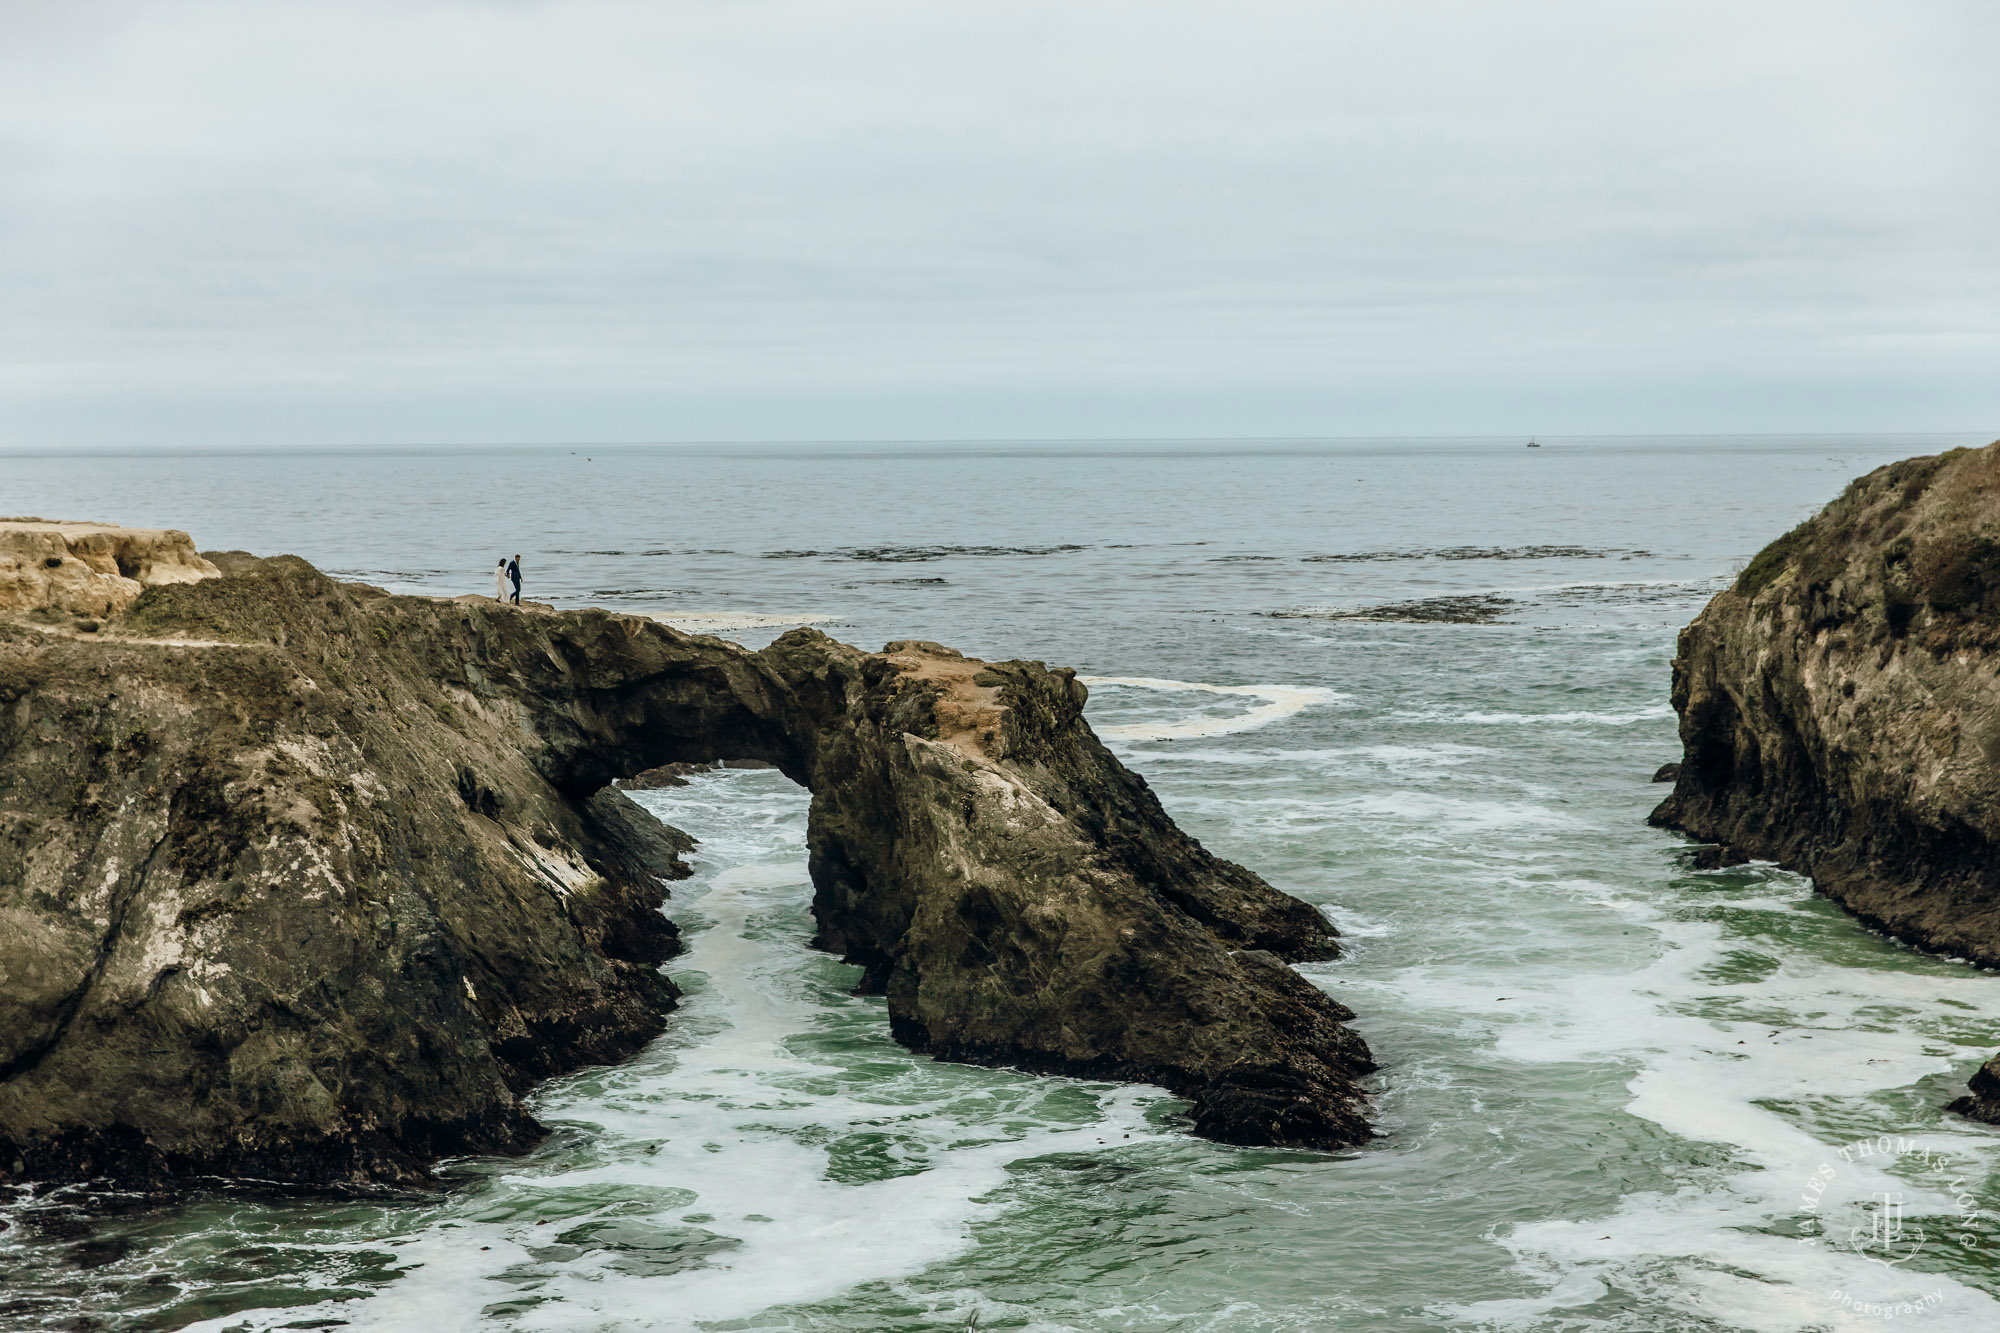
[493, 555, 521, 604]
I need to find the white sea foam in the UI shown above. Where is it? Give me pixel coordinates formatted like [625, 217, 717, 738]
[1394, 704, 1674, 727]
[1080, 675, 1343, 741]
[1191, 789, 1578, 842]
[462, 891, 1159, 1327]
[1391, 871, 2000, 1331]
[1491, 578, 1723, 595]
[187, 772, 1163, 1332]
[1130, 742, 1493, 768]
[643, 610, 846, 632]
[1320, 903, 1394, 939]
[1330, 790, 1581, 833]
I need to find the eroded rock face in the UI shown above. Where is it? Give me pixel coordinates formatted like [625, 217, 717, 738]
[0, 542, 1371, 1184]
[0, 519, 219, 621]
[790, 642, 1371, 1150]
[0, 559, 686, 1184]
[1648, 441, 2000, 1123]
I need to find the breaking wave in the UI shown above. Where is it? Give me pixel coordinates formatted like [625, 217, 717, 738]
[1080, 676, 1343, 741]
[647, 611, 847, 633]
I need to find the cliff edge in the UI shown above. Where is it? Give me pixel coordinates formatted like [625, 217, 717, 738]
[1648, 442, 2000, 1122]
[0, 527, 1372, 1185]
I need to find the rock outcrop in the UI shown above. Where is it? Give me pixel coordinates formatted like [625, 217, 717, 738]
[1, 519, 219, 621]
[1952, 1056, 2000, 1124]
[1647, 442, 2000, 1123]
[0, 531, 1372, 1185]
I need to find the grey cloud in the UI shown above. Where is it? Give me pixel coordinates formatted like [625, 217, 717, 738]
[0, 0, 1995, 445]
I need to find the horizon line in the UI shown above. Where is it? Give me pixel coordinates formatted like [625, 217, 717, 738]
[5, 428, 1994, 461]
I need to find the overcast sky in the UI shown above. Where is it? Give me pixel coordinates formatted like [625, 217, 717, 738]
[2, 0, 1995, 447]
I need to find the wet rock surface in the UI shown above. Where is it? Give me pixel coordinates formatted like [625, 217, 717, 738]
[0, 542, 1372, 1185]
[1949, 1053, 2000, 1123]
[1648, 441, 2000, 1122]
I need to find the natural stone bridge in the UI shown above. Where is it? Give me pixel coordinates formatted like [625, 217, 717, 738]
[0, 529, 1373, 1184]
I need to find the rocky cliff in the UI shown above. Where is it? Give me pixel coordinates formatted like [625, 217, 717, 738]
[1648, 441, 2000, 1122]
[1, 519, 219, 621]
[0, 526, 1372, 1185]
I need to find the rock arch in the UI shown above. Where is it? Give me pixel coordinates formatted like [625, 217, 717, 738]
[0, 545, 1372, 1185]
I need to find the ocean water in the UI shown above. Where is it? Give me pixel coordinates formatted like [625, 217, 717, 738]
[5, 435, 2000, 1332]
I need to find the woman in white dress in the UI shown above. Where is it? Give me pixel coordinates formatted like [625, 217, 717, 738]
[494, 557, 509, 602]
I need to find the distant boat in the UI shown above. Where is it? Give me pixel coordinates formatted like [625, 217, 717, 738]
[1526, 439, 1541, 448]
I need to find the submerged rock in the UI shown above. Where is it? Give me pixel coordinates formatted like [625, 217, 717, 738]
[1266, 594, 1515, 625]
[0, 532, 1372, 1185]
[1647, 442, 2000, 1122]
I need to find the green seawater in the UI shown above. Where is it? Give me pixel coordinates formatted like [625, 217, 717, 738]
[3, 436, 1997, 1331]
